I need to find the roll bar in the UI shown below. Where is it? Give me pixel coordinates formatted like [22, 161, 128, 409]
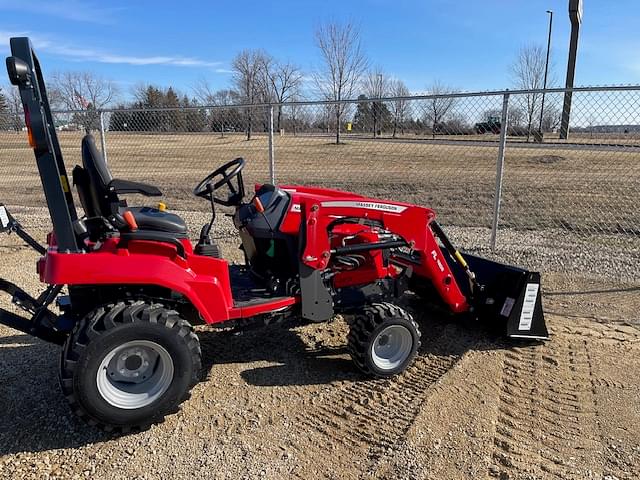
[6, 37, 79, 253]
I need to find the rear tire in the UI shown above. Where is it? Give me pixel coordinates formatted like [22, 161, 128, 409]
[347, 303, 421, 377]
[60, 301, 202, 433]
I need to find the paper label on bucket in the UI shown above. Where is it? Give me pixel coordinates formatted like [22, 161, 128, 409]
[0, 206, 9, 228]
[500, 297, 515, 317]
[518, 283, 540, 331]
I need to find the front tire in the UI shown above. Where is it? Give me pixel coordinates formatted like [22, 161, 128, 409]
[347, 303, 421, 377]
[60, 301, 201, 432]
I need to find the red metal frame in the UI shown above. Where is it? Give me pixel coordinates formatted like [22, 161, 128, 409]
[280, 185, 469, 312]
[37, 185, 472, 324]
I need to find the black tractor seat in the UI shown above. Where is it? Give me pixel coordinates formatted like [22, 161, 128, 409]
[124, 206, 188, 236]
[74, 134, 188, 237]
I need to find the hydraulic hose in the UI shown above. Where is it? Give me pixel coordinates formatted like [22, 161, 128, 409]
[430, 221, 480, 293]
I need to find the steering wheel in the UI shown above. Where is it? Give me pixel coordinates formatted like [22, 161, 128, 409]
[193, 157, 246, 206]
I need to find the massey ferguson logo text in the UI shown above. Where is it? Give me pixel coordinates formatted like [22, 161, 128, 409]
[320, 201, 407, 213]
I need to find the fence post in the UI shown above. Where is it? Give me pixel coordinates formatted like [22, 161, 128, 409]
[98, 111, 108, 164]
[268, 105, 275, 184]
[490, 93, 510, 251]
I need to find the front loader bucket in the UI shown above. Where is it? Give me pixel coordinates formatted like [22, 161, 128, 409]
[463, 254, 548, 340]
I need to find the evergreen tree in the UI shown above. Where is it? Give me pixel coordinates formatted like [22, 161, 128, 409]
[109, 105, 135, 131]
[352, 95, 373, 133]
[352, 94, 391, 134]
[165, 87, 185, 132]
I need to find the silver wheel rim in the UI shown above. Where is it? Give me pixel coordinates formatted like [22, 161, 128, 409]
[96, 340, 174, 410]
[370, 325, 413, 371]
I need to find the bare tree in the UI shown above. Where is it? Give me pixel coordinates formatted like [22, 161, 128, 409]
[232, 49, 271, 140]
[0, 87, 9, 131]
[209, 89, 241, 135]
[389, 79, 410, 138]
[425, 80, 457, 139]
[283, 91, 307, 136]
[586, 114, 597, 139]
[541, 103, 561, 133]
[511, 44, 551, 141]
[193, 78, 243, 107]
[51, 71, 117, 132]
[263, 61, 303, 132]
[362, 68, 389, 138]
[192, 77, 217, 105]
[1, 84, 24, 131]
[313, 20, 368, 144]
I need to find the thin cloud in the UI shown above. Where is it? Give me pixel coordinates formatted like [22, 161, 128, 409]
[0, 0, 123, 25]
[51, 44, 222, 68]
[0, 31, 222, 68]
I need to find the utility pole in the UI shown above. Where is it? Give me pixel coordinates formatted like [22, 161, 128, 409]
[538, 10, 553, 138]
[374, 73, 383, 138]
[560, 0, 583, 139]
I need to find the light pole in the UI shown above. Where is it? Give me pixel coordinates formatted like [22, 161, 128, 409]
[538, 10, 553, 138]
[560, 0, 583, 139]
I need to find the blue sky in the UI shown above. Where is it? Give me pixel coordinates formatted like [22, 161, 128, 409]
[1, 0, 638, 101]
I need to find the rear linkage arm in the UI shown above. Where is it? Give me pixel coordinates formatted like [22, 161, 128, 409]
[0, 203, 46, 255]
[0, 204, 67, 344]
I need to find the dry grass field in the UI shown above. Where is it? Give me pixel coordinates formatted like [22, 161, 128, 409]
[0, 131, 639, 479]
[1, 130, 638, 234]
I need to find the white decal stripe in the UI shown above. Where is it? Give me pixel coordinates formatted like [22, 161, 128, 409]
[518, 283, 539, 331]
[509, 334, 549, 340]
[320, 200, 407, 213]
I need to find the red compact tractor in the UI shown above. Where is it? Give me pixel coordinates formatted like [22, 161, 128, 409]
[1, 38, 547, 432]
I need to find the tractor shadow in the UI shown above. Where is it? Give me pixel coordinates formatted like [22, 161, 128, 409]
[0, 297, 513, 456]
[198, 322, 362, 388]
[197, 293, 512, 389]
[0, 334, 109, 456]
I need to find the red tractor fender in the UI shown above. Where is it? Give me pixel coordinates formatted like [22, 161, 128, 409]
[39, 238, 234, 323]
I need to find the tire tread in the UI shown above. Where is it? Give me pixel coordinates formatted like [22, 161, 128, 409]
[60, 301, 201, 433]
[347, 302, 421, 377]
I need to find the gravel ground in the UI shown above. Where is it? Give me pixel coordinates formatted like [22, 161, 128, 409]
[0, 207, 638, 479]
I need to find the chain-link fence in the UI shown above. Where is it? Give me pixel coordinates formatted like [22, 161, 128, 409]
[1, 86, 639, 283]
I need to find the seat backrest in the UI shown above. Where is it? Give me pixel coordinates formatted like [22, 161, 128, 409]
[72, 165, 100, 218]
[81, 134, 114, 216]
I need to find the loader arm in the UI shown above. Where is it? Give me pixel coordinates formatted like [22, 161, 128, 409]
[297, 198, 470, 314]
[294, 196, 547, 340]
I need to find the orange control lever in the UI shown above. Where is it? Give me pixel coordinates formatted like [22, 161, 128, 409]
[253, 197, 265, 213]
[122, 210, 138, 231]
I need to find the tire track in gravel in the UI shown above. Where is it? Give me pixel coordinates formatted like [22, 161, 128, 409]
[490, 332, 602, 479]
[291, 321, 476, 477]
[297, 353, 461, 456]
[582, 322, 640, 479]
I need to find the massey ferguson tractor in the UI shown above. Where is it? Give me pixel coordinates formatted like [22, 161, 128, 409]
[0, 38, 547, 432]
